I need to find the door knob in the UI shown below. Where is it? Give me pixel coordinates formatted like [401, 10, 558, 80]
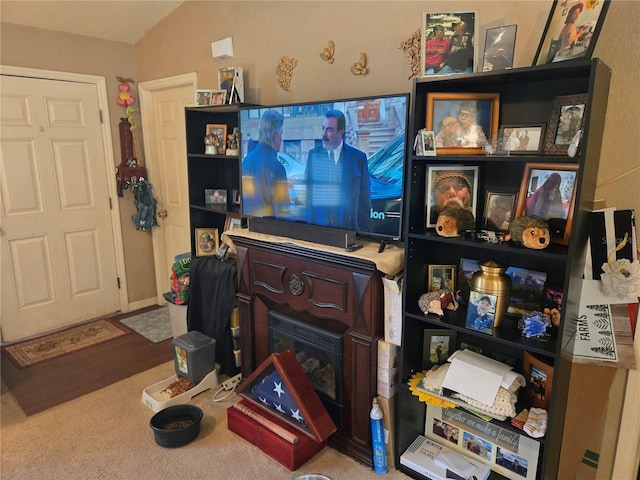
[158, 210, 168, 218]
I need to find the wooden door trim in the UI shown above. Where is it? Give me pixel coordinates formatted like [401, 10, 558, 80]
[0, 65, 128, 313]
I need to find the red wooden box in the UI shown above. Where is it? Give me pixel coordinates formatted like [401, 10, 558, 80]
[227, 349, 336, 470]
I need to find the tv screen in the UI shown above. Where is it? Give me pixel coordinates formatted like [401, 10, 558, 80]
[239, 93, 409, 240]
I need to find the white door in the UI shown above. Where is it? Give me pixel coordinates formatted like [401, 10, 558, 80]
[139, 75, 195, 300]
[0, 75, 120, 342]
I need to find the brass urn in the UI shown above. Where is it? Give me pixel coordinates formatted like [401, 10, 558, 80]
[470, 260, 511, 327]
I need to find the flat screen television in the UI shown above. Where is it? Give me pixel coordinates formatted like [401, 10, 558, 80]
[239, 93, 409, 243]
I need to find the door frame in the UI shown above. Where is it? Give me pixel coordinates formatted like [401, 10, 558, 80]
[138, 72, 197, 303]
[0, 65, 128, 313]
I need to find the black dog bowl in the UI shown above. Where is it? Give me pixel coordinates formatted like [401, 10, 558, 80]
[150, 404, 203, 448]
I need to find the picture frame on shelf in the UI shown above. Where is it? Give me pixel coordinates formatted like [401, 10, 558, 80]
[533, 0, 610, 66]
[465, 291, 496, 335]
[422, 329, 457, 367]
[195, 228, 219, 257]
[481, 191, 517, 232]
[421, 12, 476, 77]
[224, 214, 243, 232]
[457, 257, 480, 305]
[544, 94, 588, 155]
[483, 24, 517, 72]
[204, 188, 227, 205]
[195, 89, 214, 106]
[505, 266, 548, 317]
[425, 165, 479, 228]
[422, 130, 436, 156]
[515, 162, 578, 245]
[522, 351, 553, 411]
[210, 89, 227, 106]
[497, 124, 546, 155]
[218, 66, 244, 103]
[205, 124, 228, 155]
[427, 92, 500, 155]
[427, 264, 457, 292]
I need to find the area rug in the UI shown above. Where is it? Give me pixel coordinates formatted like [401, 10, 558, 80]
[2, 319, 129, 369]
[120, 306, 172, 343]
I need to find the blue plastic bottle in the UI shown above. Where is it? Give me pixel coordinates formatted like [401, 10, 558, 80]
[370, 397, 388, 475]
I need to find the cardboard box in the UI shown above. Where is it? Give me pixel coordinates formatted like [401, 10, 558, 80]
[377, 339, 399, 398]
[377, 395, 396, 469]
[382, 275, 403, 346]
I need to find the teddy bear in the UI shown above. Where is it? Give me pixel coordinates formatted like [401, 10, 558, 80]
[505, 215, 550, 249]
[435, 206, 475, 237]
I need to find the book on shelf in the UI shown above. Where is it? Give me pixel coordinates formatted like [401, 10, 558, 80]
[400, 435, 490, 480]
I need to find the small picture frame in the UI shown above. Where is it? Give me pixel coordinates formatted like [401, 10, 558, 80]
[515, 162, 578, 245]
[483, 24, 517, 72]
[210, 89, 227, 106]
[544, 94, 588, 155]
[533, 0, 610, 66]
[205, 124, 228, 155]
[224, 214, 243, 232]
[482, 191, 517, 232]
[422, 130, 436, 156]
[422, 329, 457, 367]
[497, 124, 545, 155]
[205, 188, 227, 205]
[421, 12, 476, 77]
[194, 89, 214, 106]
[465, 291, 496, 335]
[427, 264, 457, 292]
[522, 351, 553, 411]
[427, 92, 500, 155]
[426, 165, 479, 228]
[195, 228, 219, 257]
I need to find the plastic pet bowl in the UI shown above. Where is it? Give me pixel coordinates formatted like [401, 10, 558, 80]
[291, 475, 332, 480]
[150, 404, 203, 448]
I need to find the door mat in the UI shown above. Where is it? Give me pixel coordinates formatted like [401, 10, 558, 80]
[120, 306, 172, 343]
[2, 319, 130, 369]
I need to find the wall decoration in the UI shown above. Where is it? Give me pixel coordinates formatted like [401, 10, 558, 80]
[350, 52, 368, 75]
[397, 29, 422, 80]
[320, 40, 335, 64]
[534, 0, 610, 66]
[515, 162, 578, 246]
[426, 92, 499, 155]
[195, 228, 219, 257]
[421, 11, 476, 76]
[276, 56, 298, 92]
[544, 94, 587, 155]
[483, 25, 517, 72]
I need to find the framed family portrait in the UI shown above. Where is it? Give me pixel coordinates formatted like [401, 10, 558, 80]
[422, 329, 457, 367]
[533, 0, 610, 66]
[427, 264, 456, 292]
[482, 191, 517, 232]
[195, 228, 219, 257]
[523, 352, 553, 411]
[544, 94, 587, 155]
[210, 89, 227, 106]
[515, 163, 578, 245]
[426, 92, 500, 155]
[498, 124, 545, 155]
[205, 124, 228, 155]
[194, 89, 214, 106]
[425, 165, 479, 228]
[483, 24, 517, 72]
[421, 12, 476, 77]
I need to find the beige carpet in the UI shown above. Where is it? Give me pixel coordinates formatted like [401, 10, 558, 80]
[1, 361, 410, 480]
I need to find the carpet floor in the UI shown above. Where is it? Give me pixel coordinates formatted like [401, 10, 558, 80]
[1, 306, 173, 416]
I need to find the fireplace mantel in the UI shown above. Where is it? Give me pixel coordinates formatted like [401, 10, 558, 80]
[230, 233, 397, 467]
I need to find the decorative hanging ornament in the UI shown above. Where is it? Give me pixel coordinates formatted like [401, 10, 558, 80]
[116, 76, 136, 106]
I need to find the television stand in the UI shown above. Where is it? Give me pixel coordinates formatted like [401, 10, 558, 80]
[247, 217, 357, 250]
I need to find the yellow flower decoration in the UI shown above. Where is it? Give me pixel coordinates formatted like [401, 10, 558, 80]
[408, 371, 456, 408]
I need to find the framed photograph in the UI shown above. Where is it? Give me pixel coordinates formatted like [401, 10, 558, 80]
[427, 264, 456, 292]
[421, 12, 476, 76]
[483, 24, 517, 72]
[205, 188, 227, 205]
[533, 0, 610, 66]
[505, 266, 548, 317]
[218, 66, 244, 103]
[195, 228, 219, 257]
[423, 329, 457, 367]
[457, 257, 480, 305]
[194, 89, 214, 106]
[465, 291, 496, 335]
[224, 214, 243, 232]
[205, 124, 228, 155]
[515, 163, 578, 245]
[482, 191, 517, 232]
[427, 92, 500, 155]
[426, 165, 479, 228]
[497, 124, 545, 155]
[544, 94, 587, 155]
[210, 89, 227, 106]
[522, 351, 553, 411]
[422, 130, 436, 156]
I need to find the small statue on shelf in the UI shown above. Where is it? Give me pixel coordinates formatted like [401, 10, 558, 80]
[226, 127, 239, 156]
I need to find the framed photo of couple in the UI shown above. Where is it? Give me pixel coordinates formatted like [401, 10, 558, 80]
[421, 12, 476, 77]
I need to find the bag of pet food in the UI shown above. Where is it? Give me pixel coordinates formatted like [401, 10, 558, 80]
[171, 256, 191, 304]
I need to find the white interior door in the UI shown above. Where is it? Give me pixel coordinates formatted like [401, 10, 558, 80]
[139, 74, 195, 300]
[1, 75, 120, 342]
